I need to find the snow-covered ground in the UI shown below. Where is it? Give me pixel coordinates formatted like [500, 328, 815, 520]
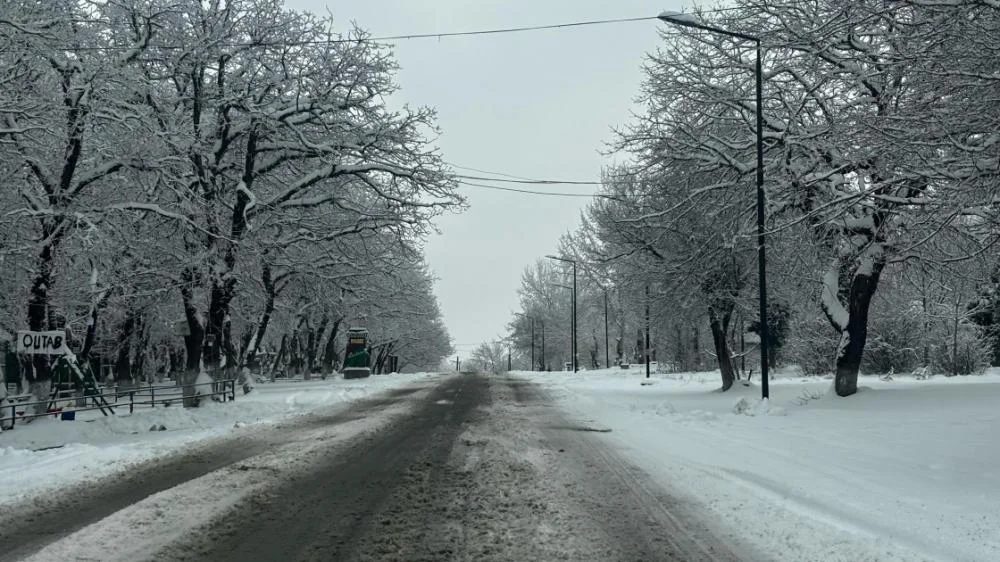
[521, 367, 1000, 562]
[0, 373, 437, 506]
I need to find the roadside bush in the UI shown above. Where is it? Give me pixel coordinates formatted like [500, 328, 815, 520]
[931, 326, 988, 376]
[784, 316, 838, 376]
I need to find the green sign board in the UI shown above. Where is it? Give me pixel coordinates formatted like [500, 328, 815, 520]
[342, 328, 371, 379]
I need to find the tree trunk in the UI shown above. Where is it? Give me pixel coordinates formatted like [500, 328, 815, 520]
[180, 268, 204, 407]
[115, 312, 136, 388]
[371, 345, 383, 375]
[833, 262, 884, 397]
[222, 310, 236, 375]
[668, 324, 680, 371]
[590, 332, 599, 369]
[270, 334, 288, 382]
[26, 238, 57, 412]
[321, 319, 342, 375]
[952, 290, 962, 376]
[302, 327, 315, 380]
[245, 265, 277, 372]
[709, 309, 736, 392]
[373, 343, 393, 375]
[308, 315, 328, 376]
[79, 289, 110, 366]
[635, 328, 643, 364]
[238, 328, 253, 367]
[289, 329, 303, 377]
[203, 279, 233, 372]
[132, 312, 150, 383]
[691, 323, 701, 370]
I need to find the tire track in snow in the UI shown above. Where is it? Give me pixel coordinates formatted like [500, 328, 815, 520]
[0, 382, 430, 562]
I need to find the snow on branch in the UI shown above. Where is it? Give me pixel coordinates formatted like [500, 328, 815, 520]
[236, 181, 256, 223]
[821, 263, 849, 332]
[101, 203, 225, 240]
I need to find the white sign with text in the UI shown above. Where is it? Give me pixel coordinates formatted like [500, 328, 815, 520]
[16, 330, 69, 355]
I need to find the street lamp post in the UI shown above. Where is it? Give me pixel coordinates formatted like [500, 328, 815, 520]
[657, 11, 770, 399]
[546, 255, 578, 373]
[645, 285, 651, 379]
[554, 283, 575, 372]
[604, 288, 610, 369]
[514, 312, 535, 371]
[540, 319, 546, 371]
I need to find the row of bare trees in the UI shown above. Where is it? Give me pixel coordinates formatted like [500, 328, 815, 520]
[511, 0, 1000, 396]
[0, 0, 458, 408]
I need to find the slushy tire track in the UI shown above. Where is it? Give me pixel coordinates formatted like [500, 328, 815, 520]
[509, 379, 739, 561]
[0, 384, 425, 562]
[166, 374, 489, 562]
[160, 375, 742, 562]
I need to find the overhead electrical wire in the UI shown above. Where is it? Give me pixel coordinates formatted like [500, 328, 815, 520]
[363, 15, 660, 42]
[3, 8, 727, 202]
[457, 180, 619, 200]
[1, 6, 749, 53]
[447, 164, 543, 182]
[454, 174, 601, 186]
[457, 181, 596, 197]
[449, 162, 612, 197]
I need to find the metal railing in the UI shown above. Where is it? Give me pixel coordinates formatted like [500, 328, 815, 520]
[1, 379, 236, 429]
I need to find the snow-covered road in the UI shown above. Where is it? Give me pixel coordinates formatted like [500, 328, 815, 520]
[6, 368, 991, 561]
[4, 374, 742, 561]
[153, 374, 738, 561]
[0, 381, 435, 562]
[527, 368, 1000, 562]
[0, 373, 440, 508]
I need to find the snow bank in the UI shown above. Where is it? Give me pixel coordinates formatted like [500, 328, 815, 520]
[519, 367, 1000, 561]
[0, 373, 439, 505]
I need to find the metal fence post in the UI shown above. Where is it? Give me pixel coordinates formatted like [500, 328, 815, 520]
[129, 391, 134, 414]
[151, 386, 155, 408]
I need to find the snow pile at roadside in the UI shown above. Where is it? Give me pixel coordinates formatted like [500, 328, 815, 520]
[520, 368, 1000, 562]
[0, 373, 438, 505]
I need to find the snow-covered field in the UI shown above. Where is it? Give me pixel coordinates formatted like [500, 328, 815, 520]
[0, 373, 437, 506]
[521, 367, 1000, 562]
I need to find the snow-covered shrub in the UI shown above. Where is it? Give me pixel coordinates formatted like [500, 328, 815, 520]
[930, 328, 988, 376]
[792, 389, 824, 406]
[783, 316, 838, 376]
[733, 397, 787, 416]
[862, 311, 924, 375]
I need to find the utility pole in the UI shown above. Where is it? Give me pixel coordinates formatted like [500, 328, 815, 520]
[515, 313, 536, 371]
[455, 356, 460, 372]
[572, 260, 578, 372]
[530, 317, 535, 371]
[541, 321, 546, 371]
[645, 285, 651, 379]
[546, 255, 578, 373]
[658, 11, 769, 399]
[604, 289, 610, 369]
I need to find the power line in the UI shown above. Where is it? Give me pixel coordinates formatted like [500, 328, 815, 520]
[0, 6, 751, 54]
[457, 181, 604, 198]
[455, 174, 601, 186]
[1, 15, 659, 53]
[365, 16, 661, 42]
[447, 163, 542, 182]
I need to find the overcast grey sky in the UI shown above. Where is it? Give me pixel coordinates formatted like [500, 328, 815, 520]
[286, 0, 692, 359]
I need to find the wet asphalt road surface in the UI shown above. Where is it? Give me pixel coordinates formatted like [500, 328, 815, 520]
[160, 374, 742, 562]
[0, 386, 424, 562]
[4, 374, 745, 562]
